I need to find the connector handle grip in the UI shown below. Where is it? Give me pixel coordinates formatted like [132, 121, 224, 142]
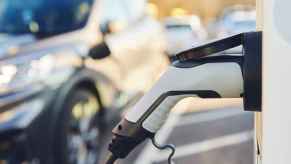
[125, 63, 243, 133]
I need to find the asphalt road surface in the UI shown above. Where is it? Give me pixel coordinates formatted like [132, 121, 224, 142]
[101, 99, 254, 164]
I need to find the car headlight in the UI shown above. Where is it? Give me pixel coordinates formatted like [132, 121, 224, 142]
[0, 55, 55, 92]
[0, 64, 18, 86]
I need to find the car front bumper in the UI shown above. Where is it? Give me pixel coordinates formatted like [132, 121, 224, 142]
[0, 87, 56, 162]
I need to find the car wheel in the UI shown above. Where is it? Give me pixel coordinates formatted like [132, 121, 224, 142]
[55, 89, 103, 164]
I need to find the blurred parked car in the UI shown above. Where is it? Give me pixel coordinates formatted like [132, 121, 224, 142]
[163, 16, 207, 56]
[208, 5, 256, 39]
[0, 0, 167, 163]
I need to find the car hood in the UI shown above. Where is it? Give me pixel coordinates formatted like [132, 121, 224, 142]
[0, 34, 36, 58]
[0, 30, 94, 62]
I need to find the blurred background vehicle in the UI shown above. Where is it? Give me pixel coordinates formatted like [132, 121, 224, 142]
[208, 5, 256, 39]
[0, 0, 167, 163]
[163, 16, 207, 56]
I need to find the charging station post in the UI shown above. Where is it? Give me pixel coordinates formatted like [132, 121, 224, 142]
[257, 0, 291, 164]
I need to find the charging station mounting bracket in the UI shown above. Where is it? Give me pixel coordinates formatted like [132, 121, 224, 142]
[172, 32, 262, 112]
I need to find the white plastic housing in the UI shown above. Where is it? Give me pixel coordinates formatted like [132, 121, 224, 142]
[259, 0, 291, 164]
[125, 62, 243, 133]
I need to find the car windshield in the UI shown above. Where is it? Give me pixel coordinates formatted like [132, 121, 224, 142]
[0, 0, 94, 36]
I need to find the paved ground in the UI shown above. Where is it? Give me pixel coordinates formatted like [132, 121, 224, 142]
[101, 99, 254, 164]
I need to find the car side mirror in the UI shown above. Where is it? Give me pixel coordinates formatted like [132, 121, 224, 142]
[88, 42, 111, 59]
[172, 32, 262, 112]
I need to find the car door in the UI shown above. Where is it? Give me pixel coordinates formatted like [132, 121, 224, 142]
[100, 0, 168, 93]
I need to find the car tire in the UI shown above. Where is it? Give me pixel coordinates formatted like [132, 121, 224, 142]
[54, 89, 103, 164]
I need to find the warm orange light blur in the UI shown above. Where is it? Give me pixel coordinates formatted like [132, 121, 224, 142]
[171, 8, 188, 17]
[147, 3, 159, 18]
[149, 0, 255, 22]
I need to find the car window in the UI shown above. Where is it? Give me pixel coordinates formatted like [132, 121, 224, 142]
[0, 0, 94, 36]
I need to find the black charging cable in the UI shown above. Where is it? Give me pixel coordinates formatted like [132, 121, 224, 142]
[151, 137, 176, 164]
